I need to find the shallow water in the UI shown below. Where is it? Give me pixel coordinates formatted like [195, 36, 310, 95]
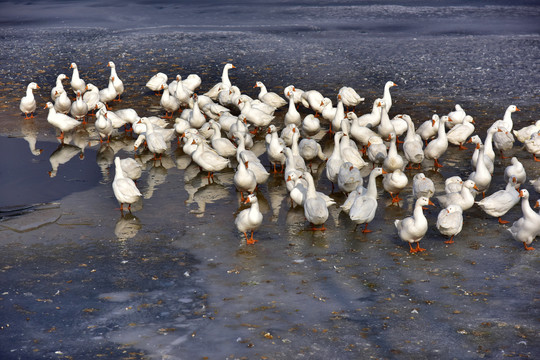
[1, 1, 540, 359]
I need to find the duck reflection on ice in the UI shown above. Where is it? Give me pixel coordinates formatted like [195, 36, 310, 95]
[184, 169, 232, 217]
[21, 118, 43, 156]
[72, 127, 91, 159]
[96, 142, 115, 182]
[115, 212, 142, 241]
[48, 143, 82, 177]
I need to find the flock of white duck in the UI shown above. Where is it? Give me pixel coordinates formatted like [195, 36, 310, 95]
[19, 62, 540, 252]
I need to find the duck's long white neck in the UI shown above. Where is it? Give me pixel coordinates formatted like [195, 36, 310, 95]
[502, 108, 514, 131]
[366, 170, 381, 198]
[383, 85, 393, 112]
[484, 129, 496, 158]
[413, 202, 427, 223]
[404, 118, 416, 141]
[258, 84, 268, 96]
[110, 66, 118, 78]
[222, 67, 232, 88]
[520, 194, 535, 220]
[304, 174, 317, 198]
[437, 119, 447, 140]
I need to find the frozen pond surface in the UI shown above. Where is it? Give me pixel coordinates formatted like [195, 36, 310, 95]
[1, 1, 540, 359]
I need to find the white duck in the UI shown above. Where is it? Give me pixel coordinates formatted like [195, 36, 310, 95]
[401, 114, 424, 169]
[280, 123, 298, 146]
[412, 173, 435, 199]
[524, 131, 540, 162]
[235, 134, 269, 184]
[159, 84, 180, 118]
[444, 175, 463, 194]
[120, 157, 143, 182]
[191, 136, 230, 181]
[51, 74, 68, 101]
[289, 172, 336, 208]
[254, 81, 287, 108]
[529, 176, 540, 193]
[283, 147, 304, 192]
[476, 177, 520, 224]
[182, 73, 202, 93]
[298, 137, 326, 169]
[492, 104, 520, 133]
[320, 97, 337, 123]
[436, 204, 463, 244]
[20, 82, 39, 119]
[266, 124, 286, 172]
[395, 196, 434, 253]
[235, 194, 263, 245]
[382, 169, 408, 204]
[95, 110, 113, 143]
[301, 114, 321, 137]
[174, 76, 193, 107]
[355, 98, 383, 128]
[70, 90, 88, 122]
[337, 162, 362, 194]
[424, 115, 448, 168]
[468, 145, 492, 197]
[382, 132, 404, 172]
[513, 119, 540, 143]
[283, 85, 304, 105]
[301, 89, 325, 114]
[96, 102, 127, 131]
[204, 63, 235, 100]
[146, 72, 168, 94]
[107, 61, 124, 100]
[238, 98, 275, 132]
[416, 114, 440, 146]
[45, 102, 81, 143]
[447, 115, 475, 149]
[348, 167, 385, 233]
[54, 89, 72, 114]
[209, 120, 237, 158]
[447, 104, 466, 128]
[289, 128, 308, 172]
[340, 132, 367, 169]
[504, 157, 526, 187]
[137, 118, 168, 160]
[69, 62, 86, 95]
[237, 94, 276, 115]
[188, 94, 207, 129]
[83, 84, 100, 113]
[99, 76, 118, 108]
[376, 99, 395, 140]
[338, 86, 364, 111]
[366, 135, 387, 166]
[467, 135, 495, 174]
[284, 90, 302, 127]
[325, 132, 345, 188]
[508, 189, 540, 250]
[389, 114, 408, 139]
[492, 125, 515, 159]
[330, 95, 346, 133]
[217, 111, 238, 133]
[112, 157, 142, 212]
[234, 152, 257, 201]
[381, 81, 397, 113]
[436, 179, 478, 210]
[350, 115, 380, 148]
[303, 172, 330, 231]
[288, 172, 309, 207]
